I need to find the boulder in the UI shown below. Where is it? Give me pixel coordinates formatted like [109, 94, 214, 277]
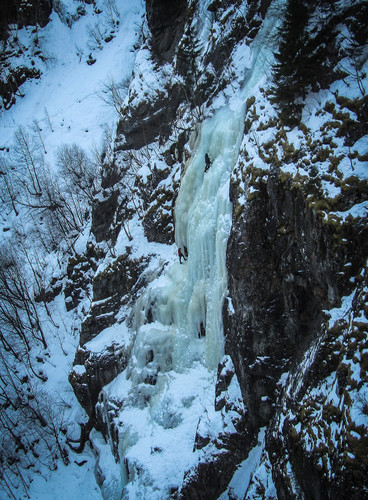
[69, 340, 130, 417]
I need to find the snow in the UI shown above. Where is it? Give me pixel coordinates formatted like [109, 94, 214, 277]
[84, 322, 131, 353]
[98, 363, 217, 498]
[0, 0, 143, 163]
[333, 201, 368, 220]
[26, 448, 102, 500]
[219, 428, 266, 500]
[0, 1, 144, 498]
[73, 364, 87, 376]
[226, 296, 235, 315]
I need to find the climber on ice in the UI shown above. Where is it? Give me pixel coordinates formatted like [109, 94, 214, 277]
[204, 153, 212, 173]
[178, 248, 186, 264]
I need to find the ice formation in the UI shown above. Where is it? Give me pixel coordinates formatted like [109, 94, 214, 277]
[98, 9, 279, 498]
[97, 99, 247, 498]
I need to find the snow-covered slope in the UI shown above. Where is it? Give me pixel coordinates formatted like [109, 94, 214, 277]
[0, 1, 144, 498]
[1, 0, 142, 157]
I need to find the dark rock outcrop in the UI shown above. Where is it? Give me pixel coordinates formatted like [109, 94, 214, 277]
[246, 0, 273, 21]
[265, 264, 368, 498]
[64, 247, 98, 312]
[180, 356, 251, 499]
[34, 277, 63, 304]
[115, 83, 184, 152]
[142, 167, 178, 244]
[71, 251, 150, 416]
[143, 202, 175, 244]
[114, 0, 189, 153]
[145, 0, 187, 62]
[217, 166, 368, 498]
[224, 171, 368, 430]
[69, 340, 130, 417]
[64, 254, 96, 311]
[0, 0, 52, 39]
[91, 189, 120, 243]
[80, 251, 149, 346]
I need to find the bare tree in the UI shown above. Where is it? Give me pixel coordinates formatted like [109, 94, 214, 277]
[337, 25, 367, 96]
[13, 126, 43, 197]
[104, 0, 120, 29]
[57, 143, 98, 203]
[88, 21, 104, 50]
[32, 119, 47, 154]
[44, 107, 54, 132]
[0, 156, 19, 216]
[0, 248, 47, 351]
[96, 74, 131, 115]
[0, 353, 73, 497]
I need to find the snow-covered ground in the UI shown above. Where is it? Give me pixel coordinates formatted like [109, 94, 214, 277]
[0, 1, 144, 498]
[0, 0, 143, 159]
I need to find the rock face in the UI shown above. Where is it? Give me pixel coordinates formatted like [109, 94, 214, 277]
[227, 176, 332, 426]
[91, 189, 120, 243]
[114, 0, 188, 152]
[224, 169, 368, 427]
[79, 252, 149, 345]
[180, 356, 251, 499]
[115, 83, 184, 151]
[64, 244, 99, 311]
[69, 341, 130, 417]
[69, 247, 150, 417]
[0, 0, 52, 39]
[145, 0, 187, 61]
[141, 165, 179, 244]
[267, 268, 368, 498]
[223, 167, 368, 496]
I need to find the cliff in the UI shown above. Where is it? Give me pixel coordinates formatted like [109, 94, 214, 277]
[66, 0, 368, 497]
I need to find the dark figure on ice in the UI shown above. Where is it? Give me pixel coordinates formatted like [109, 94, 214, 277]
[178, 248, 187, 264]
[198, 321, 206, 338]
[204, 153, 212, 173]
[184, 246, 188, 258]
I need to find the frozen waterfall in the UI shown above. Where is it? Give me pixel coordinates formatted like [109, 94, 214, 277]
[94, 8, 282, 498]
[102, 100, 248, 499]
[128, 103, 246, 381]
[174, 105, 246, 370]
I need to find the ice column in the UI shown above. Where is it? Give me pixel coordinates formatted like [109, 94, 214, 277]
[173, 103, 246, 370]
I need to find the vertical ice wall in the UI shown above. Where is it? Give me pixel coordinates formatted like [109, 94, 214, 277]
[173, 105, 246, 370]
[128, 103, 246, 375]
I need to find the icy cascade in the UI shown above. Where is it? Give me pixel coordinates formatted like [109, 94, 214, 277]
[173, 106, 247, 369]
[128, 104, 246, 379]
[103, 8, 281, 497]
